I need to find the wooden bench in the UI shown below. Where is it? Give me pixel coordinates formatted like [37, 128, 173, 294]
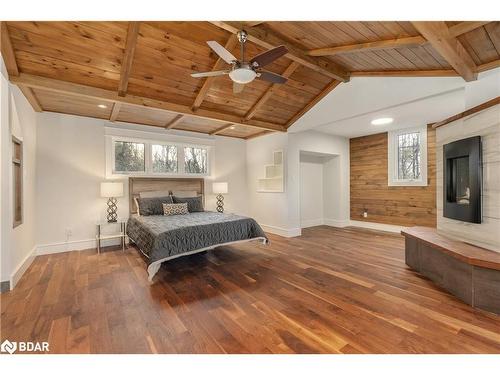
[401, 227, 500, 315]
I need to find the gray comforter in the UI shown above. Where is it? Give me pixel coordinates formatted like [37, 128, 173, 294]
[126, 211, 268, 265]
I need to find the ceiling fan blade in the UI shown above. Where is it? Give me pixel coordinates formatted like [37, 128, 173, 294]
[233, 82, 245, 94]
[207, 41, 237, 64]
[250, 45, 288, 68]
[191, 70, 229, 78]
[257, 70, 288, 84]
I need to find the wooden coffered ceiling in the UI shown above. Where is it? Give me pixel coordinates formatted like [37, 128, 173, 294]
[1, 21, 499, 139]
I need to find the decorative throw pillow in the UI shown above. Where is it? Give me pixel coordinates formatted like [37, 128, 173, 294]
[163, 202, 189, 216]
[172, 196, 204, 212]
[136, 196, 173, 216]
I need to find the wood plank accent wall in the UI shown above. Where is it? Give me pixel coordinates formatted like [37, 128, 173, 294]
[350, 125, 436, 227]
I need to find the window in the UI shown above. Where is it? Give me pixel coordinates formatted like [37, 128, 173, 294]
[388, 126, 427, 186]
[397, 132, 421, 180]
[184, 147, 208, 174]
[12, 137, 23, 228]
[152, 144, 177, 173]
[114, 141, 145, 173]
[106, 133, 211, 177]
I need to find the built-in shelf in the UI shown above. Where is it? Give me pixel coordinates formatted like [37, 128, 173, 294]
[257, 150, 284, 193]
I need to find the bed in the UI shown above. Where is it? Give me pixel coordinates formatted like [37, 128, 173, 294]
[126, 177, 268, 282]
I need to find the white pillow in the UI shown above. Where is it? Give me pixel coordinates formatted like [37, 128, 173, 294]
[140, 190, 171, 198]
[172, 190, 198, 198]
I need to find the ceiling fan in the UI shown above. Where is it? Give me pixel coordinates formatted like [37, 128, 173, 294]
[191, 30, 289, 94]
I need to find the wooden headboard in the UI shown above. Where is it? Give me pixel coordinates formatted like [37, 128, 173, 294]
[129, 177, 205, 214]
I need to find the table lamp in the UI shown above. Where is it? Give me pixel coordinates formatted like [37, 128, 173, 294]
[100, 182, 124, 222]
[212, 182, 228, 213]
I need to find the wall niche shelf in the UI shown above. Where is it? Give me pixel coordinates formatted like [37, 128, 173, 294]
[257, 150, 284, 193]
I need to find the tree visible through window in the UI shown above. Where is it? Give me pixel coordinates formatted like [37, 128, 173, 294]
[114, 141, 145, 172]
[152, 144, 177, 173]
[184, 147, 207, 174]
[397, 132, 421, 180]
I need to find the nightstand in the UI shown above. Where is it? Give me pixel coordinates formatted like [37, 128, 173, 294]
[95, 220, 127, 254]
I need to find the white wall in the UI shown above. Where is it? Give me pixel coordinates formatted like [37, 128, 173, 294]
[0, 54, 38, 288]
[246, 130, 350, 237]
[0, 56, 10, 286]
[35, 112, 249, 254]
[299, 154, 324, 228]
[288, 131, 350, 233]
[246, 132, 290, 235]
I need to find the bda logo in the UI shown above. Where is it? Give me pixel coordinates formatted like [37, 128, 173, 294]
[1, 339, 17, 354]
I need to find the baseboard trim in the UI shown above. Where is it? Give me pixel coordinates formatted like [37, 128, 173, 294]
[37, 237, 121, 255]
[10, 245, 37, 289]
[349, 220, 405, 234]
[324, 219, 350, 228]
[300, 218, 324, 228]
[261, 224, 301, 238]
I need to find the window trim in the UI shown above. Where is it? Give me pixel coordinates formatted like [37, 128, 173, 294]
[12, 136, 23, 228]
[107, 135, 211, 178]
[387, 126, 428, 187]
[112, 139, 147, 175]
[151, 143, 179, 174]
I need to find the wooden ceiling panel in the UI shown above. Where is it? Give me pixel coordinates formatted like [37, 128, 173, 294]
[115, 104, 178, 127]
[458, 24, 500, 65]
[33, 88, 112, 119]
[174, 116, 223, 134]
[217, 124, 261, 138]
[8, 22, 123, 91]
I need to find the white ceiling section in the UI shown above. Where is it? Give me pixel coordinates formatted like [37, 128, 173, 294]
[289, 68, 500, 138]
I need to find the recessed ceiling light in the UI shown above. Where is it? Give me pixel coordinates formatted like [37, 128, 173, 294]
[98, 104, 108, 109]
[371, 117, 394, 126]
[230, 126, 236, 130]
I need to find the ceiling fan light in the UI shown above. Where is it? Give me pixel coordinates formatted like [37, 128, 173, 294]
[229, 68, 257, 84]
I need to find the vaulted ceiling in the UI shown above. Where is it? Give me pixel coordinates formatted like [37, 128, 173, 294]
[1, 21, 499, 139]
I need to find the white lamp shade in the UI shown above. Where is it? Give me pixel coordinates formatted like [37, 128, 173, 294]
[100, 182, 124, 198]
[212, 182, 228, 194]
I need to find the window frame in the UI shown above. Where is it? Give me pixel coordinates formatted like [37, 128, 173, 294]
[12, 136, 23, 228]
[151, 143, 179, 174]
[387, 126, 428, 187]
[108, 135, 210, 178]
[183, 146, 209, 176]
[112, 139, 147, 175]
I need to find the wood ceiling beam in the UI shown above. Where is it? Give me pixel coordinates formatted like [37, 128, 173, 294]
[11, 73, 285, 132]
[448, 21, 490, 38]
[307, 36, 426, 56]
[209, 21, 350, 82]
[192, 34, 238, 111]
[245, 61, 300, 121]
[0, 22, 19, 77]
[109, 102, 122, 122]
[165, 114, 184, 129]
[286, 80, 341, 129]
[412, 22, 477, 82]
[210, 123, 234, 135]
[18, 85, 42, 112]
[118, 22, 140, 97]
[350, 69, 459, 77]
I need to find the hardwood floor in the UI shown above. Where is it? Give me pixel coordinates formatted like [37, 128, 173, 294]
[1, 226, 500, 354]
